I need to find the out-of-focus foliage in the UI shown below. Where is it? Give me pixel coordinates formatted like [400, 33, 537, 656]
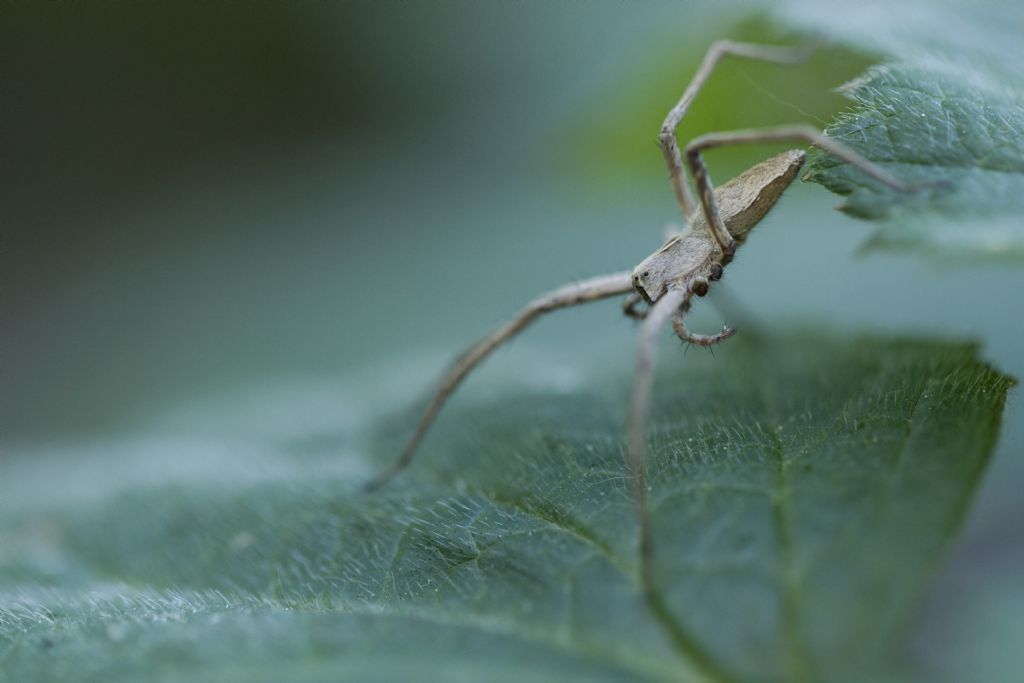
[1, 334, 1012, 682]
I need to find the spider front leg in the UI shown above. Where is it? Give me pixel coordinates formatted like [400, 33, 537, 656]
[622, 292, 648, 320]
[672, 294, 736, 347]
[365, 271, 635, 492]
[659, 40, 814, 223]
[627, 286, 687, 595]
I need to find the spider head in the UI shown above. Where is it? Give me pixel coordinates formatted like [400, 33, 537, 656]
[632, 233, 719, 303]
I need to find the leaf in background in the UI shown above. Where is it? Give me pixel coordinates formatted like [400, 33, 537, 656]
[0, 333, 1012, 682]
[777, 0, 1024, 257]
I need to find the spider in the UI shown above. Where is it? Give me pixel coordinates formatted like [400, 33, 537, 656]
[365, 41, 922, 595]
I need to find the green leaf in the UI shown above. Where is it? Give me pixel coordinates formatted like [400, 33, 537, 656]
[803, 64, 1024, 257]
[1, 333, 1012, 682]
[780, 1, 1024, 257]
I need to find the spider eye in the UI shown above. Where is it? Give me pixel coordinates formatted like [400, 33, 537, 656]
[690, 277, 709, 297]
[642, 271, 650, 278]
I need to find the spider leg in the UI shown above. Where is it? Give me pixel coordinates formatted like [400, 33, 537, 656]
[364, 271, 635, 492]
[706, 282, 762, 339]
[660, 41, 814, 222]
[685, 123, 927, 258]
[671, 293, 737, 347]
[622, 292, 648, 320]
[627, 286, 687, 598]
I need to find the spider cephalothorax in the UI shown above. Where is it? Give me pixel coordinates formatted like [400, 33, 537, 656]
[632, 148, 806, 308]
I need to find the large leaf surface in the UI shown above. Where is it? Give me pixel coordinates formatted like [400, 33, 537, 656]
[1, 333, 1011, 682]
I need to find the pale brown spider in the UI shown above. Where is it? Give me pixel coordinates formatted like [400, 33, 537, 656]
[365, 41, 922, 601]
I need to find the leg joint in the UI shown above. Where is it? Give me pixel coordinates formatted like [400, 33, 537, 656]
[658, 128, 675, 149]
[709, 40, 733, 56]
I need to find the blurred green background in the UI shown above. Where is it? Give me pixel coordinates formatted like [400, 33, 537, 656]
[2, 2, 1022, 680]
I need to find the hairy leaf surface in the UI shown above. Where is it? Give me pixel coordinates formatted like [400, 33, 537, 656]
[781, 0, 1024, 257]
[1, 334, 1011, 683]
